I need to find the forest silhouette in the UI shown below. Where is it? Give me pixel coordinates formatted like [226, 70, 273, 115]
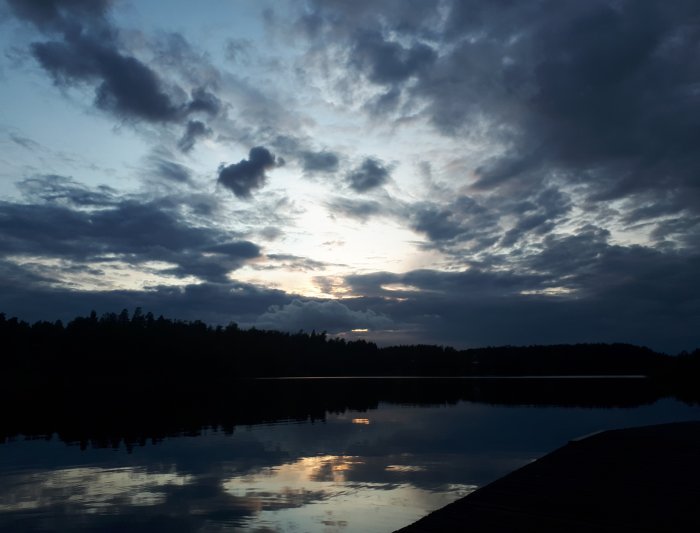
[1, 309, 698, 448]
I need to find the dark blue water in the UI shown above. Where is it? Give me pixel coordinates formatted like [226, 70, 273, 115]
[1, 379, 698, 532]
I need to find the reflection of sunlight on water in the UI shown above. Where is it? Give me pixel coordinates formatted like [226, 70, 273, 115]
[222, 455, 476, 533]
[385, 465, 426, 472]
[0, 466, 192, 513]
[351, 418, 370, 425]
[224, 455, 364, 496]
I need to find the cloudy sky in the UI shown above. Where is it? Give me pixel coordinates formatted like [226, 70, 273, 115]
[0, 0, 698, 352]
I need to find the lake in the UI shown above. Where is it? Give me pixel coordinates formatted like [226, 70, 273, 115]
[1, 378, 699, 532]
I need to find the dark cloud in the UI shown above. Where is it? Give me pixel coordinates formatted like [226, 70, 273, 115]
[162, 244, 259, 283]
[365, 87, 401, 115]
[178, 120, 212, 153]
[339, 238, 700, 352]
[187, 87, 222, 116]
[0, 178, 259, 282]
[218, 146, 278, 199]
[350, 29, 436, 85]
[8, 1, 225, 128]
[32, 37, 183, 122]
[207, 241, 260, 258]
[407, 196, 500, 251]
[0, 200, 203, 260]
[301, 150, 339, 173]
[523, 226, 613, 283]
[499, 188, 572, 248]
[650, 216, 700, 249]
[450, 2, 698, 214]
[347, 158, 390, 192]
[256, 299, 392, 334]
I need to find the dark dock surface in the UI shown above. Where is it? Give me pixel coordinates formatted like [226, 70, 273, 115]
[397, 421, 700, 532]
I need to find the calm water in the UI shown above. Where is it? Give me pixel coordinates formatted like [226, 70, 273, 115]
[1, 379, 699, 532]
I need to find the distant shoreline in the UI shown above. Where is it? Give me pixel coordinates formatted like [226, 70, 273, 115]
[256, 375, 650, 380]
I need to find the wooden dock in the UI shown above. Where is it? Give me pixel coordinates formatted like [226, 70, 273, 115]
[396, 421, 700, 532]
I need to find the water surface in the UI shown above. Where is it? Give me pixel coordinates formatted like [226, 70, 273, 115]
[1, 378, 698, 532]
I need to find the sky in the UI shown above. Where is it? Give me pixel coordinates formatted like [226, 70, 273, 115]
[0, 0, 698, 353]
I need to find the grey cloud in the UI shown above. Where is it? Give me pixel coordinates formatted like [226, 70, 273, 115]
[347, 158, 390, 192]
[410, 205, 462, 241]
[298, 0, 443, 41]
[10, 2, 225, 128]
[217, 146, 278, 199]
[207, 241, 260, 258]
[155, 160, 192, 183]
[442, 3, 698, 207]
[365, 87, 401, 115]
[473, 150, 546, 191]
[301, 150, 339, 173]
[263, 254, 329, 272]
[6, 0, 112, 31]
[327, 197, 382, 222]
[162, 243, 260, 283]
[145, 149, 193, 183]
[350, 29, 436, 85]
[225, 38, 252, 63]
[408, 196, 500, 251]
[9, 134, 42, 151]
[524, 225, 612, 282]
[0, 179, 260, 282]
[178, 120, 212, 153]
[256, 299, 393, 334]
[650, 216, 700, 249]
[268, 134, 301, 156]
[92, 51, 181, 122]
[32, 37, 182, 122]
[16, 175, 117, 206]
[258, 226, 284, 241]
[0, 272, 290, 328]
[345, 267, 546, 302]
[500, 188, 572, 248]
[152, 32, 223, 90]
[339, 238, 700, 352]
[187, 87, 222, 116]
[0, 200, 206, 260]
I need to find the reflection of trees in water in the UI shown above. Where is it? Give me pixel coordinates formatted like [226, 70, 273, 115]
[1, 377, 664, 450]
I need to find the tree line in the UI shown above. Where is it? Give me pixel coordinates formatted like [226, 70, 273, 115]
[2, 308, 698, 381]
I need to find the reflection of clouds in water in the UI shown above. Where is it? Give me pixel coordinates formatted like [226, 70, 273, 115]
[0, 466, 192, 513]
[223, 455, 365, 503]
[385, 465, 426, 472]
[3, 399, 695, 531]
[221, 454, 475, 532]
